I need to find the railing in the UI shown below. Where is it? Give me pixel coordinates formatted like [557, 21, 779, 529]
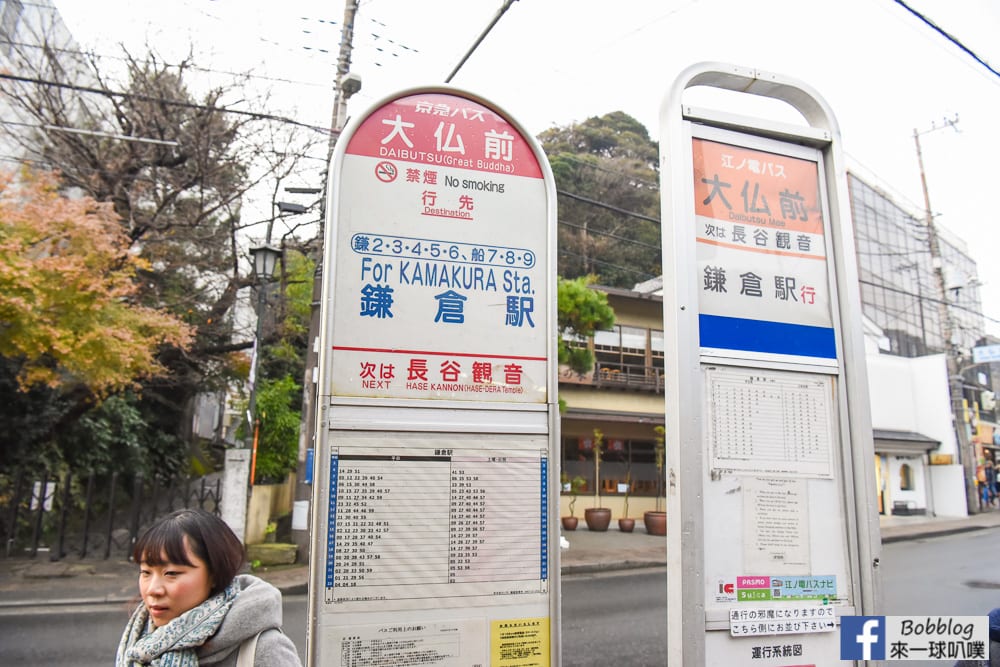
[559, 361, 665, 393]
[1, 468, 221, 561]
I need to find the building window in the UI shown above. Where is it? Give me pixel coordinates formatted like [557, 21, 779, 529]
[899, 463, 913, 491]
[561, 436, 661, 497]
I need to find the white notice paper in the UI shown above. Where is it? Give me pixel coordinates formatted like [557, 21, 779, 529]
[743, 476, 810, 574]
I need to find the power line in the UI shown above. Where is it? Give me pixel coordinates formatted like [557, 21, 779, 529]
[2, 120, 179, 146]
[860, 278, 997, 326]
[893, 0, 1000, 80]
[558, 189, 660, 225]
[0, 39, 333, 90]
[551, 152, 659, 190]
[0, 72, 332, 134]
[558, 248, 657, 282]
[558, 219, 660, 252]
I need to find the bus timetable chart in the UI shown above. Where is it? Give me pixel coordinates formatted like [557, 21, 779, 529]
[325, 447, 549, 605]
[706, 367, 835, 479]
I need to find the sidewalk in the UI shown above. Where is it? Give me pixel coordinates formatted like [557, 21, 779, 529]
[3, 512, 1000, 609]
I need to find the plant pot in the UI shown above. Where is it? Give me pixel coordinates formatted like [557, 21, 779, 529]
[643, 510, 666, 536]
[584, 507, 612, 532]
[618, 517, 635, 533]
[561, 516, 579, 531]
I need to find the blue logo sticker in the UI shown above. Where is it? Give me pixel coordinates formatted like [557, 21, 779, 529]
[841, 616, 886, 660]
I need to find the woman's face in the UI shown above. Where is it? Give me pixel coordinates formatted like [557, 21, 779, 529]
[139, 536, 213, 627]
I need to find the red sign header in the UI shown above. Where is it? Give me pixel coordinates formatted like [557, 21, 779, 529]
[345, 92, 543, 179]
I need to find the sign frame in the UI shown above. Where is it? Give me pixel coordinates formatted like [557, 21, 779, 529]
[659, 63, 881, 666]
[306, 84, 561, 667]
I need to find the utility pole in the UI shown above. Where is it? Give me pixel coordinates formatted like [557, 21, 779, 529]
[327, 0, 362, 162]
[913, 116, 976, 513]
[291, 0, 362, 563]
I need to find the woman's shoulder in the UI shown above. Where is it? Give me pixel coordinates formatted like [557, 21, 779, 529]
[254, 627, 302, 667]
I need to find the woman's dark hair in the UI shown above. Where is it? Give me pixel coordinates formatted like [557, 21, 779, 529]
[132, 508, 245, 595]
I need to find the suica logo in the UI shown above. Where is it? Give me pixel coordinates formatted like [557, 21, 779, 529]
[841, 616, 886, 660]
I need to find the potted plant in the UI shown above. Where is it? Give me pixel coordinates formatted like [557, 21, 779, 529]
[644, 426, 667, 536]
[562, 473, 587, 530]
[618, 463, 635, 533]
[263, 520, 278, 543]
[584, 429, 612, 531]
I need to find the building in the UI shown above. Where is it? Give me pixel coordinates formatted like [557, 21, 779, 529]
[557, 171, 990, 523]
[558, 286, 666, 522]
[848, 173, 988, 515]
[0, 0, 88, 168]
[862, 319, 967, 517]
[848, 174, 984, 357]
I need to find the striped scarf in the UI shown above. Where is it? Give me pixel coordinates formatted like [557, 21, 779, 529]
[115, 580, 239, 666]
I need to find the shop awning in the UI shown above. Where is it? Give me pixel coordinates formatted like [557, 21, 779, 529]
[562, 407, 664, 425]
[872, 428, 940, 456]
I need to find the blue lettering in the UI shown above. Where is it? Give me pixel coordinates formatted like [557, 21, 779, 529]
[396, 261, 497, 292]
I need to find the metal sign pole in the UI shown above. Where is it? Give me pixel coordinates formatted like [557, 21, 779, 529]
[659, 62, 881, 667]
[306, 85, 560, 667]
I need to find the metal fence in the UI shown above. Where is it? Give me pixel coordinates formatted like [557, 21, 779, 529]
[1, 467, 221, 561]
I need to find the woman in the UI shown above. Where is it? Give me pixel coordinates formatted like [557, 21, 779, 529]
[116, 508, 302, 666]
[954, 607, 1000, 667]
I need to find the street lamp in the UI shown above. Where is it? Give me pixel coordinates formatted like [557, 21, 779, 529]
[276, 201, 308, 215]
[247, 243, 282, 485]
[250, 243, 282, 283]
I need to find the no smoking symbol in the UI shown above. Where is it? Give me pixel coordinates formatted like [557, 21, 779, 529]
[375, 161, 397, 183]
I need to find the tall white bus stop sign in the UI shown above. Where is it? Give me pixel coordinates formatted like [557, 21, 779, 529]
[307, 86, 560, 667]
[660, 64, 881, 666]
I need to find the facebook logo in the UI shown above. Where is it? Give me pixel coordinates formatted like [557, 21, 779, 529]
[841, 616, 886, 660]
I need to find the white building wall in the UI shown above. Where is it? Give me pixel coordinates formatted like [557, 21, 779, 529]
[929, 465, 969, 517]
[885, 456, 926, 509]
[0, 0, 85, 166]
[867, 353, 957, 454]
[866, 350, 967, 517]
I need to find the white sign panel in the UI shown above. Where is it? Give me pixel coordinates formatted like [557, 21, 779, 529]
[729, 606, 835, 636]
[310, 87, 557, 667]
[692, 138, 836, 363]
[329, 91, 548, 403]
[973, 344, 1000, 364]
[661, 64, 880, 667]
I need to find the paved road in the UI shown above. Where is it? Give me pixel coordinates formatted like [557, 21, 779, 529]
[3, 528, 999, 666]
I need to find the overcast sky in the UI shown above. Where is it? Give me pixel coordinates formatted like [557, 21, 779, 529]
[54, 0, 1000, 337]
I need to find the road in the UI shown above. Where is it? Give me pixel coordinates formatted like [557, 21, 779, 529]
[1, 528, 998, 665]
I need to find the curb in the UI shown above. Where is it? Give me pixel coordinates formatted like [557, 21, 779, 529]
[3, 523, 996, 610]
[277, 583, 308, 596]
[880, 523, 997, 544]
[561, 560, 666, 576]
[0, 595, 135, 609]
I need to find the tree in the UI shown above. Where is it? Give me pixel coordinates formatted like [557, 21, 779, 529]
[0, 169, 192, 393]
[0, 27, 324, 471]
[557, 275, 615, 374]
[252, 375, 301, 484]
[247, 250, 314, 483]
[539, 112, 661, 288]
[0, 168, 191, 470]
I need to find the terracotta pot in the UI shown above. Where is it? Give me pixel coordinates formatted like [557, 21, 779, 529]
[561, 516, 579, 531]
[643, 510, 666, 536]
[618, 517, 636, 533]
[584, 507, 612, 532]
